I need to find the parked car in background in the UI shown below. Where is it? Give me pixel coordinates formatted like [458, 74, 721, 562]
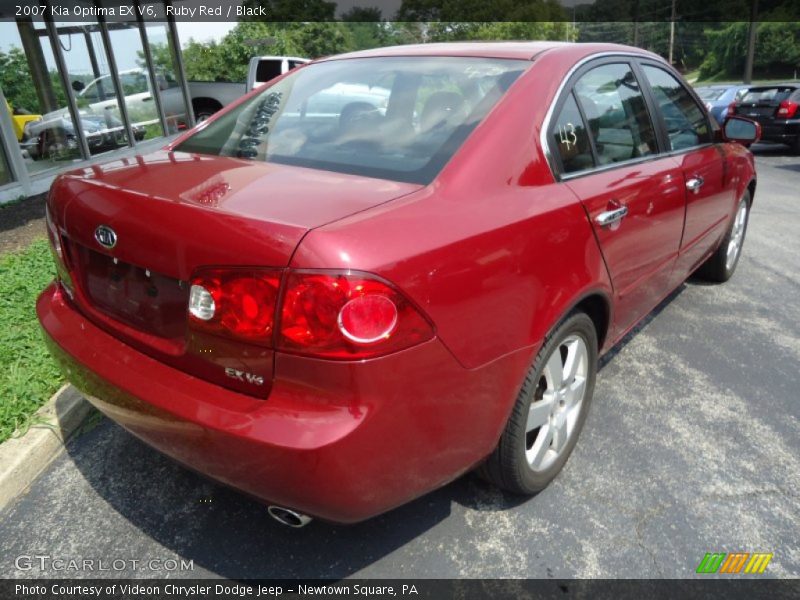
[731, 84, 800, 153]
[39, 42, 759, 526]
[695, 84, 749, 124]
[246, 55, 310, 92]
[25, 113, 145, 161]
[36, 56, 309, 142]
[60, 68, 243, 127]
[5, 100, 41, 141]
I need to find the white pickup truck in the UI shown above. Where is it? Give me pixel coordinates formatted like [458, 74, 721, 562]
[27, 56, 308, 159]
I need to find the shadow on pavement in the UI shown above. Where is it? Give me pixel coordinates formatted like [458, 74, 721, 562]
[63, 280, 691, 579]
[0, 192, 45, 233]
[64, 415, 527, 579]
[599, 283, 686, 371]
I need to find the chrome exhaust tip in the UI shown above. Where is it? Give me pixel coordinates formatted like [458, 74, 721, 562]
[267, 505, 313, 528]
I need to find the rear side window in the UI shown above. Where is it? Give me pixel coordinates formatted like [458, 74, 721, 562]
[573, 63, 658, 166]
[256, 60, 283, 83]
[641, 65, 711, 151]
[551, 93, 594, 174]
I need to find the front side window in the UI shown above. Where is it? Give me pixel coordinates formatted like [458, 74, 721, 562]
[119, 72, 149, 96]
[573, 63, 658, 166]
[80, 78, 112, 103]
[641, 65, 711, 151]
[175, 57, 528, 184]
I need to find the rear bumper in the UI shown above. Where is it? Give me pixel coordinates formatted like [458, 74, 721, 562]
[758, 121, 800, 143]
[38, 283, 532, 523]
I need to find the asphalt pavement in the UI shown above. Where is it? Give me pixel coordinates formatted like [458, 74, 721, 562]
[1, 144, 798, 579]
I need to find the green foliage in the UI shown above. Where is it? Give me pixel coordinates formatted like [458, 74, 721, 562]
[0, 239, 63, 443]
[423, 21, 573, 43]
[170, 21, 358, 83]
[396, 0, 568, 21]
[159, 18, 575, 86]
[699, 22, 800, 81]
[0, 47, 67, 113]
[0, 47, 40, 112]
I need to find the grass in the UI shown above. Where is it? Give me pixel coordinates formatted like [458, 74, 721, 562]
[0, 238, 63, 443]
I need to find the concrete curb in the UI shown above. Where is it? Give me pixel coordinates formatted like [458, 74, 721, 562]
[0, 385, 94, 511]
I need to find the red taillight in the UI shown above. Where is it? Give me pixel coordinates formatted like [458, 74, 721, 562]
[45, 205, 64, 264]
[188, 268, 281, 345]
[727, 102, 738, 117]
[777, 100, 799, 118]
[45, 203, 74, 294]
[278, 271, 434, 359]
[339, 294, 398, 344]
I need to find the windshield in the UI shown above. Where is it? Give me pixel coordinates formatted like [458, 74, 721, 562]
[175, 56, 529, 184]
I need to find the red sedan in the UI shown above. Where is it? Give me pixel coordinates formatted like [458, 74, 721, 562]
[38, 42, 759, 526]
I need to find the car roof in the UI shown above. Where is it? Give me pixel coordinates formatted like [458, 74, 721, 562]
[320, 41, 662, 63]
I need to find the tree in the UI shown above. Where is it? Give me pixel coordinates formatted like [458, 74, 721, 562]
[0, 47, 67, 113]
[396, 0, 567, 21]
[699, 21, 800, 80]
[341, 7, 399, 50]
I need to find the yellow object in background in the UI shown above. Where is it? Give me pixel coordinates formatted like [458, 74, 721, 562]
[5, 100, 42, 141]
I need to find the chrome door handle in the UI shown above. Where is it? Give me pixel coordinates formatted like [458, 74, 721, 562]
[595, 206, 628, 227]
[686, 176, 705, 193]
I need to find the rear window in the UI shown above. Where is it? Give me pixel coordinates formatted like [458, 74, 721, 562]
[696, 88, 726, 102]
[175, 56, 528, 184]
[741, 87, 796, 104]
[255, 60, 283, 83]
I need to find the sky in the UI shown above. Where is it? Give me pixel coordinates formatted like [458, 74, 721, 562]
[0, 21, 238, 76]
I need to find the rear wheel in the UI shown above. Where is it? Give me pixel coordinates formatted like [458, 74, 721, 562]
[695, 190, 750, 282]
[478, 312, 598, 495]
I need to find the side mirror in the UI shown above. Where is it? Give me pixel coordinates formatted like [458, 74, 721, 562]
[723, 116, 761, 145]
[71, 80, 85, 92]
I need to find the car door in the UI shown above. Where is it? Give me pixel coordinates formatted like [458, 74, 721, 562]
[80, 75, 124, 130]
[548, 60, 687, 338]
[118, 71, 159, 128]
[638, 63, 734, 282]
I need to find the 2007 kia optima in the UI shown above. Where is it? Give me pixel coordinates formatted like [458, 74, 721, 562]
[38, 42, 759, 526]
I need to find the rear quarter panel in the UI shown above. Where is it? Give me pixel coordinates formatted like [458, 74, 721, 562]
[724, 141, 757, 205]
[291, 56, 613, 371]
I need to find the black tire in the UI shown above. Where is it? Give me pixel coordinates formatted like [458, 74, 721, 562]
[695, 190, 751, 283]
[478, 311, 598, 495]
[193, 100, 222, 122]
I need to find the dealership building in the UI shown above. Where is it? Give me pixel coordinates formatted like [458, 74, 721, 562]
[0, 2, 217, 202]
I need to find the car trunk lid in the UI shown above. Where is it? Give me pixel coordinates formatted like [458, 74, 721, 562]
[49, 150, 421, 395]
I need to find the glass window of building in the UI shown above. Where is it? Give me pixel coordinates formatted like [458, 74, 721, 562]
[0, 134, 12, 186]
[0, 19, 83, 173]
[144, 23, 189, 134]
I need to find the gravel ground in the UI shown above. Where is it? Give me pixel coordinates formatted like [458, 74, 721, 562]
[0, 193, 46, 255]
[0, 145, 797, 579]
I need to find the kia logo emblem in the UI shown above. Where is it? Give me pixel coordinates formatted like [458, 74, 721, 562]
[94, 225, 117, 249]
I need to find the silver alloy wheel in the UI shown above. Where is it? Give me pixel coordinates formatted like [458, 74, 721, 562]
[525, 334, 589, 472]
[726, 200, 748, 271]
